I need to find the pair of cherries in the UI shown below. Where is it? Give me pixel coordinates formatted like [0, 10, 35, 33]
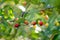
[31, 21, 43, 26]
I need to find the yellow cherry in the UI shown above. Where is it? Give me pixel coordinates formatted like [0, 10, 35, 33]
[33, 25, 36, 29]
[54, 20, 59, 26]
[55, 22, 59, 26]
[22, 1, 27, 6]
[45, 23, 49, 27]
[45, 15, 49, 20]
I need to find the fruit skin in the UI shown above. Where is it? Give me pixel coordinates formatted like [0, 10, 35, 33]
[33, 25, 36, 29]
[45, 23, 49, 27]
[14, 23, 20, 28]
[45, 15, 49, 20]
[54, 20, 60, 26]
[22, 1, 27, 6]
[31, 21, 36, 25]
[38, 21, 43, 26]
[24, 20, 29, 25]
[55, 22, 59, 26]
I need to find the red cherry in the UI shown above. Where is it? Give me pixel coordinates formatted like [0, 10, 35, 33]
[31, 21, 36, 25]
[38, 21, 43, 26]
[24, 20, 29, 25]
[14, 23, 20, 28]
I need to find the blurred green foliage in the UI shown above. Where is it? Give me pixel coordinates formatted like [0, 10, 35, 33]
[0, 0, 60, 40]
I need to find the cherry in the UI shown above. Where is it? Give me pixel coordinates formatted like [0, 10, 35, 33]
[38, 21, 43, 26]
[31, 21, 36, 25]
[45, 15, 49, 20]
[14, 23, 20, 28]
[22, 1, 27, 6]
[24, 20, 29, 25]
